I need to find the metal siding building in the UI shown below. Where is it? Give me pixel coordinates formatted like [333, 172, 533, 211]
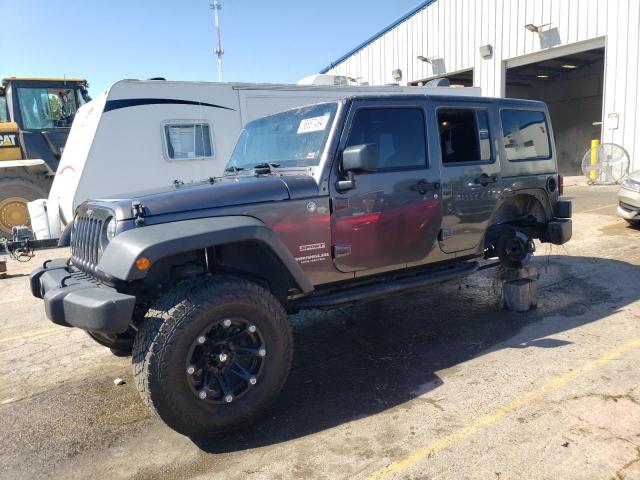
[322, 0, 640, 174]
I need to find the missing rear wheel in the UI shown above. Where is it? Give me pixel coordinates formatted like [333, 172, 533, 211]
[497, 230, 535, 268]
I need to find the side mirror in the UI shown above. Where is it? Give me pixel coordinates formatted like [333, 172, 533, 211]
[336, 144, 379, 191]
[342, 143, 379, 173]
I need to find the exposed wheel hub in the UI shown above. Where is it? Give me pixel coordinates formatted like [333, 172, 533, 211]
[186, 318, 265, 404]
[503, 231, 535, 264]
[207, 344, 234, 369]
[505, 238, 526, 261]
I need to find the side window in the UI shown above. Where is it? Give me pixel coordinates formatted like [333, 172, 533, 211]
[164, 122, 213, 160]
[345, 107, 427, 169]
[437, 108, 492, 164]
[500, 109, 551, 161]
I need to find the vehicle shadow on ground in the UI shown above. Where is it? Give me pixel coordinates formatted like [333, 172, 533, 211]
[193, 254, 639, 453]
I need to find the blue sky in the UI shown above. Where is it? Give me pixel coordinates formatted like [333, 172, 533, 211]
[1, 0, 421, 97]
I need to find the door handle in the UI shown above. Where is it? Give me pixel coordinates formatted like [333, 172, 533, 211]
[412, 179, 440, 194]
[474, 173, 499, 186]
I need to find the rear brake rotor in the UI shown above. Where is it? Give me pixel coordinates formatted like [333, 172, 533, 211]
[499, 230, 535, 267]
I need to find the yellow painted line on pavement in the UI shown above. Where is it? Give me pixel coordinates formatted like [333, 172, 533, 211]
[0, 326, 65, 345]
[577, 203, 617, 214]
[366, 337, 640, 480]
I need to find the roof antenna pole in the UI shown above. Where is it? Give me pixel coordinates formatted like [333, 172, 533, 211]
[211, 0, 224, 82]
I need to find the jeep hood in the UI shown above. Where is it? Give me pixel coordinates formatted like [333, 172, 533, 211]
[88, 174, 318, 220]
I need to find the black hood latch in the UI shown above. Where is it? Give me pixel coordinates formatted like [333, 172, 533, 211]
[132, 201, 146, 225]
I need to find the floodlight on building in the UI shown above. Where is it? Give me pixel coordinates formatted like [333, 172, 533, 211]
[525, 23, 551, 33]
[416, 55, 432, 64]
[392, 69, 403, 81]
[479, 44, 493, 59]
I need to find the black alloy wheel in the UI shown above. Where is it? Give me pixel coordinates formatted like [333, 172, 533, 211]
[185, 317, 266, 404]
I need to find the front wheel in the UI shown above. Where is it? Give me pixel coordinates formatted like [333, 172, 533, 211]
[132, 276, 293, 437]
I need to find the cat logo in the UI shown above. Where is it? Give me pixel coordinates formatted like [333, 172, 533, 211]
[0, 134, 17, 148]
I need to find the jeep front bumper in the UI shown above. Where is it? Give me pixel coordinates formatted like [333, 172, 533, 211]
[30, 258, 135, 334]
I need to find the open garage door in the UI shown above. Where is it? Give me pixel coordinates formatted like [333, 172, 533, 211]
[505, 48, 605, 175]
[410, 69, 474, 87]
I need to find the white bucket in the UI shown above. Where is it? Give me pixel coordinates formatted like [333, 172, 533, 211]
[27, 199, 51, 240]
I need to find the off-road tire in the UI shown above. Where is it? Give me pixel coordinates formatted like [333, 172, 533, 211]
[0, 176, 50, 239]
[132, 275, 293, 437]
[87, 329, 136, 357]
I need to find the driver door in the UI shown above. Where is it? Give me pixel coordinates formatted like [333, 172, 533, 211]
[330, 99, 443, 273]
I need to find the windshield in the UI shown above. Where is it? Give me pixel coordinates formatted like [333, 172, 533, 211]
[17, 87, 80, 129]
[227, 102, 338, 170]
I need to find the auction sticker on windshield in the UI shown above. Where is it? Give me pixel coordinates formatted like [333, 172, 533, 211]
[297, 114, 330, 134]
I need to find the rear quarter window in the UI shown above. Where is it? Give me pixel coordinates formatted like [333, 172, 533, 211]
[500, 109, 551, 161]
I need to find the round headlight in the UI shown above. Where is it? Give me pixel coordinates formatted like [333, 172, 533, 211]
[106, 218, 117, 240]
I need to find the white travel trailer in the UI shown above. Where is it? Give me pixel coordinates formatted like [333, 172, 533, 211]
[40, 76, 480, 238]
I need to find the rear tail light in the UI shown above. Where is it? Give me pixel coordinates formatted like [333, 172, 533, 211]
[558, 175, 564, 196]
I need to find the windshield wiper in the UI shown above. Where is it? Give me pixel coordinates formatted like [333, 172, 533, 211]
[253, 162, 281, 174]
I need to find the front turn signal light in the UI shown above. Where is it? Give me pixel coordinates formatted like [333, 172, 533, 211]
[135, 257, 151, 271]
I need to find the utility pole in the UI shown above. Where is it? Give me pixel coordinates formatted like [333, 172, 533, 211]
[211, 0, 224, 82]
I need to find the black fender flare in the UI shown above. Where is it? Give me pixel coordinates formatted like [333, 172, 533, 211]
[97, 216, 314, 293]
[492, 188, 554, 221]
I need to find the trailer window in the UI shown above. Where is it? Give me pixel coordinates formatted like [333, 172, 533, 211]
[500, 110, 551, 161]
[164, 123, 213, 160]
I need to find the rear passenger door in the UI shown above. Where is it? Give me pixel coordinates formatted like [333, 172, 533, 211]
[430, 101, 501, 253]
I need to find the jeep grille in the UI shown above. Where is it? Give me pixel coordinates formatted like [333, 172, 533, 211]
[70, 207, 111, 273]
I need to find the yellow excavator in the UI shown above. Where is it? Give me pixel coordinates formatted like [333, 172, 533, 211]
[0, 77, 90, 238]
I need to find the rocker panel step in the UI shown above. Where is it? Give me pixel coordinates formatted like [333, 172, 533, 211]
[293, 261, 479, 309]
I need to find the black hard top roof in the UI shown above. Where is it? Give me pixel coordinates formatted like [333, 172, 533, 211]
[342, 93, 547, 108]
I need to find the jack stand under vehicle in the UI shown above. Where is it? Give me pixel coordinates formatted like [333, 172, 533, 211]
[500, 265, 539, 312]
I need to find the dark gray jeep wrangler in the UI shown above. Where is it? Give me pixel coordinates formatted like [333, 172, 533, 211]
[31, 94, 571, 436]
